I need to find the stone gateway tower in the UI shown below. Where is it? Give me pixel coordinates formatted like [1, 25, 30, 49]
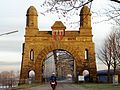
[19, 6, 97, 84]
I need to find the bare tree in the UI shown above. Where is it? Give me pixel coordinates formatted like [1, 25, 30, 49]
[9, 71, 16, 87]
[94, 0, 120, 26]
[40, 0, 120, 25]
[105, 3, 120, 25]
[98, 37, 112, 83]
[109, 28, 120, 74]
[41, 0, 120, 15]
[0, 71, 17, 88]
[111, 0, 120, 3]
[98, 27, 120, 82]
[41, 0, 93, 13]
[40, 0, 93, 27]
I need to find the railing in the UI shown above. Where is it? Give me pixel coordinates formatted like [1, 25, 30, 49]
[0, 79, 19, 89]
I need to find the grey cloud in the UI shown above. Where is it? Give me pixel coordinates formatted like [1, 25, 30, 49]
[0, 40, 22, 52]
[0, 61, 20, 66]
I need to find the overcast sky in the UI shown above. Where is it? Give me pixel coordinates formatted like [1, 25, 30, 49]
[0, 0, 115, 72]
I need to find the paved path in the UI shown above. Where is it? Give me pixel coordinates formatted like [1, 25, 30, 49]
[20, 83, 89, 90]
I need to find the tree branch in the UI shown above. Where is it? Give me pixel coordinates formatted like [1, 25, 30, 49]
[111, 0, 120, 3]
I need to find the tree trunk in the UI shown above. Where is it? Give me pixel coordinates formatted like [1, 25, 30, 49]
[107, 65, 111, 83]
[113, 60, 117, 75]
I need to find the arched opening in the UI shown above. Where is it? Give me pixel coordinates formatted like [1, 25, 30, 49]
[85, 49, 88, 60]
[83, 70, 89, 82]
[30, 49, 34, 61]
[42, 49, 75, 83]
[29, 70, 35, 83]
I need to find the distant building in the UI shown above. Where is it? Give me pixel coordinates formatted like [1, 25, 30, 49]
[56, 51, 74, 80]
[43, 52, 56, 78]
[97, 70, 120, 83]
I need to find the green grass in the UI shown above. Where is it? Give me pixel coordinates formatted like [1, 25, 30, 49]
[79, 83, 120, 90]
[7, 83, 120, 90]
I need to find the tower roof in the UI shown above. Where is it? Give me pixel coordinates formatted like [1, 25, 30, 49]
[51, 21, 66, 30]
[27, 6, 38, 16]
[80, 6, 90, 14]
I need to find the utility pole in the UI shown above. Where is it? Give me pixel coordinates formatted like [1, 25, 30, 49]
[0, 30, 18, 36]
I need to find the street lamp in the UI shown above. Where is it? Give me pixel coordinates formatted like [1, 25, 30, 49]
[0, 30, 18, 36]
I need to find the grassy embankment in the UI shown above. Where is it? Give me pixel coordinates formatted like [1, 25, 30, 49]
[5, 83, 120, 90]
[80, 83, 120, 90]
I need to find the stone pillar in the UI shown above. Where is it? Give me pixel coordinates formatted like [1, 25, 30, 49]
[19, 68, 28, 85]
[89, 68, 97, 82]
[35, 68, 42, 83]
[35, 60, 43, 83]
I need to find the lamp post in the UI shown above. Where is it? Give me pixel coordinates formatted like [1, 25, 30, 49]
[0, 30, 18, 36]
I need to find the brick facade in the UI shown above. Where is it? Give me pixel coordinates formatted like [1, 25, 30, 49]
[19, 6, 97, 84]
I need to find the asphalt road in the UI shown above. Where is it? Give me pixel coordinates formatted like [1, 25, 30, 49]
[20, 83, 88, 90]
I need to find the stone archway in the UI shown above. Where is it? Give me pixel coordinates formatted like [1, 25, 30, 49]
[29, 70, 35, 82]
[83, 70, 90, 82]
[19, 5, 97, 84]
[42, 49, 75, 82]
[35, 43, 82, 83]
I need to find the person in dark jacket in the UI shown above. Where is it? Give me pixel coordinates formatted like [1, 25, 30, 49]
[50, 73, 57, 85]
[50, 73, 57, 81]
